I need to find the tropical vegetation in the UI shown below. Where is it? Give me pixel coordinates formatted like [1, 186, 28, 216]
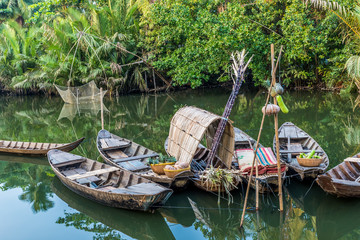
[0, 0, 359, 94]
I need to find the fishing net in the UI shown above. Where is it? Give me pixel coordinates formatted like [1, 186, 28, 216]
[55, 81, 107, 104]
[57, 102, 109, 122]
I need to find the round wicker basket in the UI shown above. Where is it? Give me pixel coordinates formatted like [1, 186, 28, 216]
[194, 178, 240, 193]
[150, 162, 175, 175]
[296, 156, 324, 167]
[164, 167, 191, 178]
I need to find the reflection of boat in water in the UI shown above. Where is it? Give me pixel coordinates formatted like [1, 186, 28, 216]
[0, 153, 48, 166]
[285, 180, 323, 216]
[158, 190, 196, 227]
[51, 178, 175, 240]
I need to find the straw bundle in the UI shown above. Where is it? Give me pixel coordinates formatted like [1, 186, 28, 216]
[167, 106, 234, 168]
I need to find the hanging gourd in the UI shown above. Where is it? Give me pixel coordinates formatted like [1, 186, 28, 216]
[262, 104, 280, 116]
[276, 95, 289, 114]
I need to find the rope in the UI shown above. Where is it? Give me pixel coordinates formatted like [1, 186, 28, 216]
[304, 179, 317, 197]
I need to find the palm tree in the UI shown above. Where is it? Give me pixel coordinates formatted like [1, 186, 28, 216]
[308, 0, 360, 89]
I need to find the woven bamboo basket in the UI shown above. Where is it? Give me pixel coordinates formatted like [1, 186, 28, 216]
[193, 178, 240, 193]
[164, 167, 191, 178]
[166, 106, 235, 169]
[296, 156, 324, 167]
[150, 162, 175, 175]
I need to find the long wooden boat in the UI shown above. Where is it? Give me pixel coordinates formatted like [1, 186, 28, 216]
[275, 122, 329, 180]
[0, 137, 85, 155]
[51, 178, 176, 239]
[97, 129, 192, 190]
[48, 149, 173, 211]
[234, 127, 286, 193]
[316, 153, 360, 197]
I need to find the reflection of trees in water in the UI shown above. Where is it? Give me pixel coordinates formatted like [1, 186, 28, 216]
[0, 161, 54, 213]
[343, 116, 360, 152]
[2, 90, 360, 238]
[56, 212, 124, 240]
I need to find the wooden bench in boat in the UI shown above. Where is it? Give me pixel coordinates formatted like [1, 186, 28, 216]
[100, 183, 166, 195]
[100, 138, 131, 151]
[62, 168, 101, 184]
[113, 154, 158, 172]
[68, 167, 119, 180]
[281, 149, 323, 154]
[345, 157, 360, 163]
[113, 153, 159, 163]
[50, 152, 86, 167]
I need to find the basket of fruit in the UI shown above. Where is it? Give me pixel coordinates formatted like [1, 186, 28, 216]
[296, 150, 324, 167]
[148, 154, 176, 175]
[164, 162, 190, 178]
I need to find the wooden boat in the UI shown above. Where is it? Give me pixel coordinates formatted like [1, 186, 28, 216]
[234, 127, 286, 193]
[48, 149, 173, 211]
[0, 137, 85, 155]
[275, 122, 329, 180]
[97, 129, 192, 190]
[51, 178, 176, 239]
[316, 153, 360, 198]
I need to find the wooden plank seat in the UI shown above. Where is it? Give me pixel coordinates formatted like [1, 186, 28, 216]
[101, 183, 168, 195]
[62, 168, 101, 184]
[68, 167, 119, 180]
[280, 149, 323, 154]
[100, 138, 131, 151]
[117, 161, 150, 172]
[345, 157, 360, 163]
[113, 153, 159, 163]
[50, 153, 86, 167]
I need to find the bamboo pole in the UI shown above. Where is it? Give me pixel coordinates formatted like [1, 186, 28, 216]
[100, 88, 104, 130]
[271, 44, 284, 212]
[255, 143, 259, 210]
[240, 45, 283, 228]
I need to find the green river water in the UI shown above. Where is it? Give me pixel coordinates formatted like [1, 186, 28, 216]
[1, 88, 360, 240]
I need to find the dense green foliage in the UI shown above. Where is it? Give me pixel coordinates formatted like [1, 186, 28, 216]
[143, 0, 354, 88]
[0, 0, 358, 93]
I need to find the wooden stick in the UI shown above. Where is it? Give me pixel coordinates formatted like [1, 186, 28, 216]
[271, 44, 284, 212]
[240, 44, 283, 227]
[100, 88, 104, 130]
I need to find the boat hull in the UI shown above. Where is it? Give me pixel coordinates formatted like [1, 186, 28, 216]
[0, 137, 85, 156]
[49, 150, 173, 211]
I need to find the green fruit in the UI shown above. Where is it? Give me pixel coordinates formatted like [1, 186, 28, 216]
[308, 150, 316, 158]
[276, 95, 289, 114]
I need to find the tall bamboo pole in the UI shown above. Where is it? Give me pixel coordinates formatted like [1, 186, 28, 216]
[271, 44, 284, 212]
[100, 88, 104, 130]
[240, 45, 283, 227]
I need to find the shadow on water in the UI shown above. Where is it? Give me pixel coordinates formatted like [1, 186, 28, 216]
[51, 178, 175, 240]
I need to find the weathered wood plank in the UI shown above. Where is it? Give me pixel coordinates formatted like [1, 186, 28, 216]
[68, 167, 119, 180]
[114, 153, 159, 163]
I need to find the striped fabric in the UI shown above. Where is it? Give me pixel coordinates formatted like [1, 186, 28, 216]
[256, 147, 277, 166]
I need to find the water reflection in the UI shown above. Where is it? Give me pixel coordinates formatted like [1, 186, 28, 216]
[1, 90, 360, 239]
[52, 178, 175, 240]
[0, 159, 54, 213]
